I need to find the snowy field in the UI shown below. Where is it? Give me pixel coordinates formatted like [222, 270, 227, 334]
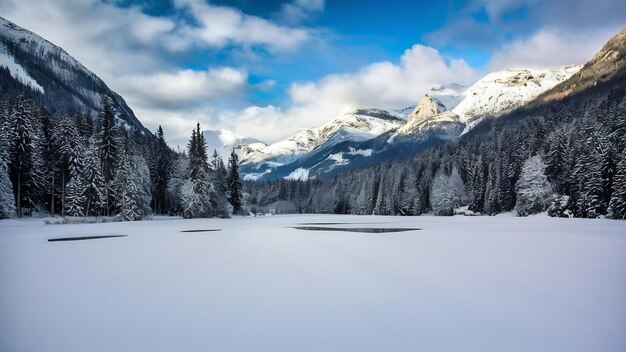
[1, 215, 625, 351]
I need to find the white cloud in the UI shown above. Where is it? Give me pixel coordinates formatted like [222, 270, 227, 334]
[121, 67, 248, 110]
[489, 27, 619, 70]
[277, 0, 325, 25]
[227, 45, 476, 143]
[174, 0, 310, 51]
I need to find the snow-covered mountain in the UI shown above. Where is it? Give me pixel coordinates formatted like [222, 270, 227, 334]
[0, 17, 147, 132]
[203, 129, 265, 163]
[240, 109, 402, 180]
[396, 66, 581, 136]
[240, 65, 582, 181]
[452, 66, 582, 130]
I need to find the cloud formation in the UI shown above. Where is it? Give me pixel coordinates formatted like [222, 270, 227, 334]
[488, 27, 619, 70]
[122, 67, 249, 110]
[426, 0, 626, 70]
[276, 0, 325, 25]
[175, 0, 310, 51]
[224, 45, 476, 142]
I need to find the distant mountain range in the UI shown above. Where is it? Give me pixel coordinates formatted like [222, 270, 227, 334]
[232, 65, 581, 180]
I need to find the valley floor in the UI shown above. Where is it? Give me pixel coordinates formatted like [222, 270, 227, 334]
[0, 215, 625, 350]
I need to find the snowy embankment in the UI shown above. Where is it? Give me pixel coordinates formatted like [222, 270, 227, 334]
[0, 215, 625, 350]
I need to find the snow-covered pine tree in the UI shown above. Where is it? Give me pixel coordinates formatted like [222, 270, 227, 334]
[37, 106, 57, 215]
[607, 158, 626, 219]
[98, 97, 120, 216]
[5, 95, 45, 217]
[151, 126, 172, 214]
[53, 114, 83, 216]
[81, 144, 105, 216]
[64, 146, 86, 217]
[0, 151, 16, 219]
[514, 155, 552, 216]
[572, 128, 608, 218]
[545, 131, 569, 191]
[430, 166, 467, 216]
[227, 149, 243, 214]
[210, 149, 228, 195]
[64, 174, 85, 217]
[182, 124, 213, 218]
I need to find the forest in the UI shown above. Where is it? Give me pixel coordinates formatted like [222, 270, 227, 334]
[0, 94, 244, 220]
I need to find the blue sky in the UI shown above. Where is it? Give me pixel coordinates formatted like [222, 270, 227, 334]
[1, 0, 625, 146]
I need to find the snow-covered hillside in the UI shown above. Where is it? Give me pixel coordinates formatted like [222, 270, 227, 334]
[203, 129, 265, 162]
[241, 109, 402, 179]
[0, 43, 44, 93]
[396, 66, 580, 136]
[1, 215, 625, 351]
[0, 17, 147, 132]
[452, 66, 582, 130]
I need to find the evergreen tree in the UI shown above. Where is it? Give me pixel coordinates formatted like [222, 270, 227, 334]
[64, 176, 85, 217]
[607, 159, 626, 219]
[227, 149, 243, 214]
[64, 147, 86, 217]
[152, 126, 171, 214]
[182, 124, 213, 218]
[430, 167, 466, 216]
[0, 157, 16, 219]
[53, 114, 83, 216]
[5, 95, 44, 217]
[98, 97, 120, 216]
[545, 131, 569, 190]
[81, 144, 106, 216]
[115, 153, 152, 221]
[515, 155, 552, 216]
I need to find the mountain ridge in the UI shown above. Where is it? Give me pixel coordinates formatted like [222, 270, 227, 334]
[0, 16, 148, 133]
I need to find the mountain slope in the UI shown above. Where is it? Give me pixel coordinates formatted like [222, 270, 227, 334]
[240, 109, 403, 179]
[534, 26, 626, 105]
[452, 66, 581, 130]
[0, 17, 148, 132]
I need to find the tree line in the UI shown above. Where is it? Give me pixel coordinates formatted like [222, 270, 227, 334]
[0, 95, 243, 220]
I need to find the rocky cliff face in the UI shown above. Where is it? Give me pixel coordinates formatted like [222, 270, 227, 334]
[397, 95, 447, 134]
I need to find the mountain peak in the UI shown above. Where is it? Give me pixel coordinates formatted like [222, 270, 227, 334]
[397, 95, 448, 134]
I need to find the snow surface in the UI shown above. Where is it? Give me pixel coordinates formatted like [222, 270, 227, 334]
[0, 17, 98, 85]
[1, 215, 625, 351]
[284, 167, 309, 181]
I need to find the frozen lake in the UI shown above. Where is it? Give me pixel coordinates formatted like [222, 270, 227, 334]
[1, 214, 625, 350]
